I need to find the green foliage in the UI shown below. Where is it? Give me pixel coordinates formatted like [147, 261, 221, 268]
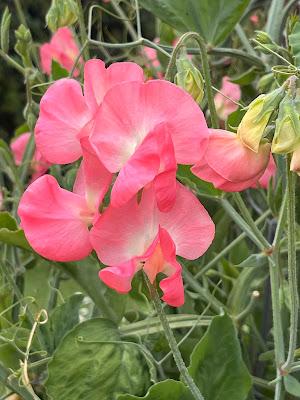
[289, 21, 300, 67]
[188, 314, 252, 400]
[46, 318, 151, 400]
[138, 0, 250, 46]
[0, 212, 31, 250]
[284, 375, 300, 396]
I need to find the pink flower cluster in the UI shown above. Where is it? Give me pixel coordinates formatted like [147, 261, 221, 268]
[18, 59, 216, 307]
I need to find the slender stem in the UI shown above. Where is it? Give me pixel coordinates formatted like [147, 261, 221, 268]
[0, 363, 36, 400]
[221, 198, 267, 251]
[110, 0, 139, 40]
[232, 193, 271, 250]
[235, 24, 257, 56]
[145, 275, 205, 400]
[0, 49, 25, 75]
[269, 256, 285, 400]
[265, 0, 285, 42]
[76, 0, 90, 60]
[282, 157, 298, 372]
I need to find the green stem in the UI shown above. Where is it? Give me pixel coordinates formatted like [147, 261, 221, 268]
[110, 0, 139, 40]
[232, 193, 271, 250]
[145, 275, 205, 400]
[235, 24, 257, 56]
[221, 198, 268, 251]
[282, 157, 298, 372]
[164, 32, 218, 128]
[265, 0, 285, 42]
[76, 0, 90, 60]
[0, 49, 25, 75]
[0, 363, 37, 400]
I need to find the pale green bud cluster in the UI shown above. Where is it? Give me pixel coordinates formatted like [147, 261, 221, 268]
[175, 56, 204, 104]
[46, 0, 79, 32]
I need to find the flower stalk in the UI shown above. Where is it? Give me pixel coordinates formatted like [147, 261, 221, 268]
[145, 274, 205, 400]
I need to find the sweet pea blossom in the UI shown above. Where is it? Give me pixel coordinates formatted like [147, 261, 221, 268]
[18, 138, 112, 261]
[192, 129, 271, 191]
[10, 132, 51, 182]
[90, 79, 209, 211]
[35, 59, 144, 164]
[40, 27, 82, 76]
[90, 183, 215, 307]
[214, 77, 241, 120]
[251, 155, 276, 189]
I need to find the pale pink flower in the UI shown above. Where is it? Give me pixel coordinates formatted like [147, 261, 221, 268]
[250, 15, 259, 25]
[90, 79, 209, 211]
[90, 183, 215, 307]
[192, 129, 271, 192]
[18, 138, 112, 262]
[214, 76, 241, 120]
[40, 27, 82, 76]
[10, 132, 51, 182]
[35, 59, 144, 164]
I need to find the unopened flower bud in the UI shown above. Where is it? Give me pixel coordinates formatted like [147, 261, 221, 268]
[237, 87, 285, 152]
[46, 0, 79, 32]
[272, 94, 300, 154]
[14, 25, 33, 67]
[175, 56, 204, 104]
[255, 30, 274, 45]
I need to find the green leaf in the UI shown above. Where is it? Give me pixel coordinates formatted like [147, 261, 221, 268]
[230, 67, 257, 86]
[118, 380, 192, 400]
[15, 122, 30, 137]
[46, 318, 151, 400]
[289, 21, 300, 68]
[188, 314, 252, 400]
[1, 7, 11, 53]
[42, 293, 84, 354]
[51, 59, 69, 80]
[235, 253, 268, 268]
[0, 212, 32, 251]
[284, 375, 300, 396]
[226, 108, 246, 132]
[139, 0, 250, 46]
[177, 165, 221, 198]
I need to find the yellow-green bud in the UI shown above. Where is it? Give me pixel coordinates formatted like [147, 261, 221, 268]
[237, 87, 285, 152]
[46, 0, 79, 32]
[272, 94, 300, 154]
[255, 30, 274, 45]
[175, 56, 204, 104]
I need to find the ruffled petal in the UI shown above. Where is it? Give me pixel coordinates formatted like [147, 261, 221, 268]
[110, 123, 176, 209]
[35, 79, 92, 164]
[158, 182, 215, 260]
[252, 154, 276, 188]
[204, 129, 270, 182]
[90, 80, 209, 171]
[74, 137, 112, 212]
[99, 260, 138, 293]
[18, 175, 93, 261]
[84, 60, 144, 114]
[191, 159, 263, 192]
[90, 189, 159, 266]
[10, 133, 31, 165]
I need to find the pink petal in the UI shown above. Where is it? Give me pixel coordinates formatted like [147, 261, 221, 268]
[204, 129, 270, 182]
[110, 123, 176, 210]
[99, 260, 138, 293]
[158, 182, 215, 260]
[252, 154, 276, 189]
[73, 137, 112, 212]
[191, 160, 262, 192]
[10, 133, 31, 165]
[90, 80, 209, 171]
[18, 175, 93, 261]
[84, 59, 144, 114]
[214, 77, 241, 120]
[90, 189, 159, 266]
[35, 79, 92, 164]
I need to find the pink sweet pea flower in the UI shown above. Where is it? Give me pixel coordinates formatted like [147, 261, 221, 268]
[251, 155, 276, 189]
[10, 132, 51, 182]
[90, 79, 209, 211]
[35, 59, 144, 164]
[214, 76, 241, 120]
[192, 129, 271, 192]
[250, 15, 259, 25]
[40, 27, 82, 76]
[18, 138, 112, 262]
[90, 183, 215, 307]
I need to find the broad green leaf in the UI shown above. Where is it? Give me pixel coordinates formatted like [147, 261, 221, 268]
[46, 318, 151, 400]
[51, 59, 69, 80]
[177, 165, 221, 198]
[42, 293, 84, 353]
[284, 375, 300, 396]
[118, 380, 192, 400]
[226, 108, 246, 132]
[0, 212, 32, 251]
[139, 0, 250, 46]
[289, 21, 300, 68]
[188, 314, 252, 400]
